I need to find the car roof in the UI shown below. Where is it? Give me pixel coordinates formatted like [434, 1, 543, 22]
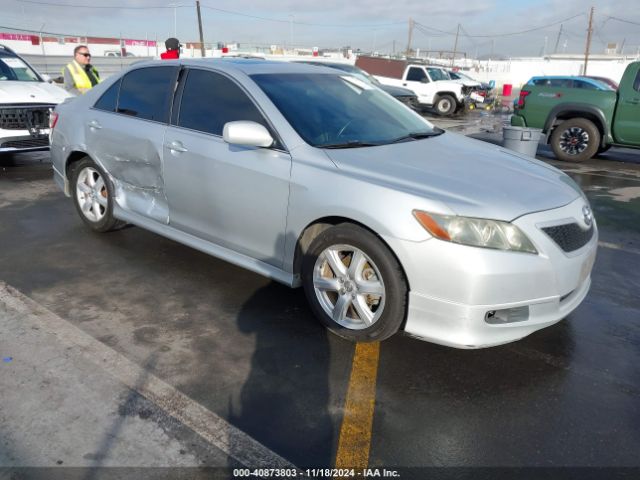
[296, 61, 359, 71]
[131, 58, 341, 76]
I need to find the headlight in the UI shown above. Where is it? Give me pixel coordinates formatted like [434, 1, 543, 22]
[413, 210, 538, 254]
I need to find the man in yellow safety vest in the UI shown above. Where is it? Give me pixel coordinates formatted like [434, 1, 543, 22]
[63, 45, 101, 95]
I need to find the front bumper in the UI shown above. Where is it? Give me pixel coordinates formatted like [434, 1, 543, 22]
[385, 197, 598, 348]
[0, 129, 50, 153]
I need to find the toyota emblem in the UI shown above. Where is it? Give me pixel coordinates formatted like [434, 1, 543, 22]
[582, 205, 593, 227]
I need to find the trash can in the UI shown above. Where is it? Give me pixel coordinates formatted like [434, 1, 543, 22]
[502, 126, 543, 157]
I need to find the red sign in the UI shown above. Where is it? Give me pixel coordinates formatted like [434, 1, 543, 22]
[124, 39, 156, 47]
[0, 33, 34, 41]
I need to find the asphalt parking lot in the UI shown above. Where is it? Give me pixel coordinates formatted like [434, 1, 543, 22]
[1, 125, 640, 479]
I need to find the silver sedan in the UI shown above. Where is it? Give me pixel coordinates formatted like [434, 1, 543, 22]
[50, 59, 597, 348]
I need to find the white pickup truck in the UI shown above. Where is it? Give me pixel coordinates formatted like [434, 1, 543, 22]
[355, 56, 472, 116]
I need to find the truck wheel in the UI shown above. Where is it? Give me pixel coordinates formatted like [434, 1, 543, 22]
[434, 95, 456, 116]
[550, 118, 600, 162]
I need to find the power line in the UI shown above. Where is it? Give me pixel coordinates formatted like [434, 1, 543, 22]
[413, 24, 451, 38]
[415, 14, 584, 38]
[18, 0, 183, 9]
[16, 0, 404, 28]
[200, 5, 404, 28]
[605, 16, 640, 27]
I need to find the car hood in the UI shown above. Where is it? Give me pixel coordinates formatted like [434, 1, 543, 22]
[380, 84, 416, 97]
[454, 79, 482, 88]
[323, 132, 581, 221]
[0, 81, 71, 104]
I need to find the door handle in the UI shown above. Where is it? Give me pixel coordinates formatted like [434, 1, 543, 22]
[88, 120, 102, 130]
[165, 140, 188, 153]
[402, 83, 408, 86]
[627, 99, 640, 105]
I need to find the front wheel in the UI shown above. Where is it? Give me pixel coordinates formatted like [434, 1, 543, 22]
[302, 224, 407, 342]
[550, 118, 600, 162]
[434, 94, 457, 116]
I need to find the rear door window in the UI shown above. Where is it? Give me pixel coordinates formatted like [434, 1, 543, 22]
[574, 80, 598, 90]
[177, 69, 271, 137]
[406, 67, 427, 82]
[93, 79, 120, 112]
[634, 71, 640, 92]
[117, 66, 178, 122]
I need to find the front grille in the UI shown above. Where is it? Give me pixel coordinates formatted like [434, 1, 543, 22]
[0, 105, 54, 130]
[542, 223, 594, 252]
[1, 137, 49, 149]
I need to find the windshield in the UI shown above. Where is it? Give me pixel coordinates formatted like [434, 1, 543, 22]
[454, 71, 473, 81]
[0, 54, 40, 82]
[426, 67, 449, 82]
[251, 73, 435, 148]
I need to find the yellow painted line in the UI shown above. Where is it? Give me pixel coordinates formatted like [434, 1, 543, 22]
[335, 341, 381, 469]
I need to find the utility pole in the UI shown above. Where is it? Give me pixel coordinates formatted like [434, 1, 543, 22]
[392, 39, 395, 55]
[406, 18, 414, 56]
[583, 6, 595, 75]
[196, 1, 205, 57]
[553, 24, 563, 54]
[451, 23, 460, 67]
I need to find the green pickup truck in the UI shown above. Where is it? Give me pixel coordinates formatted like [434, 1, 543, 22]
[511, 61, 640, 162]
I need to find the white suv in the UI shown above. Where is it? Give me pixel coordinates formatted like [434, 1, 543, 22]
[0, 44, 71, 154]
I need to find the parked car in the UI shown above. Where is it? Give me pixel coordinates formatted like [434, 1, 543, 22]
[525, 75, 614, 91]
[355, 56, 472, 116]
[297, 61, 419, 110]
[0, 44, 71, 154]
[447, 70, 492, 93]
[512, 63, 640, 161]
[583, 75, 619, 90]
[50, 59, 597, 348]
[104, 50, 135, 57]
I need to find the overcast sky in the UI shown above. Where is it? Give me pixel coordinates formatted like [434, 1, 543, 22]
[2, 0, 639, 57]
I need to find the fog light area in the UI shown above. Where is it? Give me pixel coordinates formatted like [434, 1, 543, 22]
[485, 306, 530, 324]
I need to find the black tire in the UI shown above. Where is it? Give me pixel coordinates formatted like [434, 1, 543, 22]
[550, 118, 600, 162]
[597, 144, 612, 155]
[434, 94, 457, 116]
[301, 223, 407, 342]
[70, 156, 124, 232]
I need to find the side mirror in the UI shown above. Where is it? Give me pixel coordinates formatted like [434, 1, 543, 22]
[41, 74, 52, 83]
[420, 77, 430, 84]
[223, 121, 274, 148]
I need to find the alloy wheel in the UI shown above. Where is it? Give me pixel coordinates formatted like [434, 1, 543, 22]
[559, 127, 590, 155]
[312, 244, 386, 330]
[75, 166, 108, 222]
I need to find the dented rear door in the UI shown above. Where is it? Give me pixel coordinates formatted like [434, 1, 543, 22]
[86, 65, 179, 224]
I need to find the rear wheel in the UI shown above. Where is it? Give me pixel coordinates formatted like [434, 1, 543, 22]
[550, 118, 600, 162]
[302, 224, 407, 342]
[70, 157, 124, 232]
[434, 94, 457, 116]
